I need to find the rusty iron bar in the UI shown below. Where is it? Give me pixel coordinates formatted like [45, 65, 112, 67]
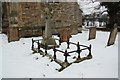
[69, 42, 89, 48]
[37, 41, 40, 51]
[53, 46, 57, 59]
[77, 42, 81, 58]
[79, 44, 89, 48]
[88, 44, 92, 56]
[67, 39, 70, 49]
[68, 50, 77, 53]
[55, 49, 65, 53]
[64, 50, 68, 62]
[45, 44, 48, 55]
[81, 48, 88, 51]
[32, 38, 34, 49]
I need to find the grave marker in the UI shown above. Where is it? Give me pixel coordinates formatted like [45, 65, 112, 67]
[88, 27, 96, 40]
[41, 19, 57, 47]
[60, 28, 70, 42]
[8, 26, 19, 42]
[107, 24, 118, 46]
[41, 7, 57, 48]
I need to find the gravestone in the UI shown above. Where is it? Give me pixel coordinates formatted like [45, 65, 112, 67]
[107, 24, 118, 46]
[8, 26, 19, 42]
[88, 27, 96, 40]
[60, 28, 70, 42]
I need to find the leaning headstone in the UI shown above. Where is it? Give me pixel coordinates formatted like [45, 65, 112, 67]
[88, 27, 96, 40]
[107, 24, 118, 46]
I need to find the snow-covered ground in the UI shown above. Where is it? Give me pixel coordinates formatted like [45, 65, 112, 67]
[0, 30, 118, 78]
[0, 34, 2, 79]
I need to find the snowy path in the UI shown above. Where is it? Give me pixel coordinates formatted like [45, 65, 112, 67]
[1, 31, 118, 78]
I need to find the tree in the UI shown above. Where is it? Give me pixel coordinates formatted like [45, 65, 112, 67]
[100, 2, 120, 28]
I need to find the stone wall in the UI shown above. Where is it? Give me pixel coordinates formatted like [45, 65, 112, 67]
[2, 2, 82, 41]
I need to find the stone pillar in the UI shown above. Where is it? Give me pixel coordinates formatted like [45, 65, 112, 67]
[44, 19, 52, 39]
[41, 7, 57, 49]
[41, 19, 57, 48]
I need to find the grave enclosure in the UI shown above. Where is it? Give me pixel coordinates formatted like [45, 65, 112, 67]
[31, 11, 92, 71]
[31, 37, 93, 72]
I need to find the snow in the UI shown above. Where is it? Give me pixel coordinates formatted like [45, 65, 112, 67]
[1, 30, 118, 78]
[78, 0, 107, 15]
[0, 34, 2, 79]
[83, 21, 107, 28]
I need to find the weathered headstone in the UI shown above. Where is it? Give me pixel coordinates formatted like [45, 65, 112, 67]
[8, 26, 19, 42]
[60, 28, 70, 42]
[107, 24, 118, 46]
[88, 27, 96, 40]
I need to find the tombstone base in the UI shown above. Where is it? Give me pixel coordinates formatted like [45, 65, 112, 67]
[41, 38, 58, 49]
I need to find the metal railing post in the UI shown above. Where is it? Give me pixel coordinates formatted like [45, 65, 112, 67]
[77, 42, 81, 59]
[64, 50, 68, 62]
[32, 38, 34, 49]
[37, 41, 40, 52]
[67, 39, 70, 49]
[53, 46, 57, 59]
